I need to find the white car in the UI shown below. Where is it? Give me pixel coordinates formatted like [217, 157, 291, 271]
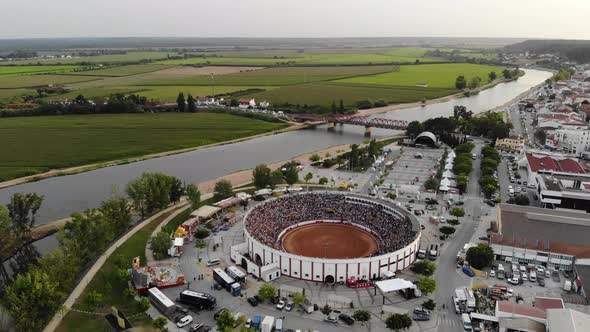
[245, 318, 252, 329]
[521, 273, 528, 281]
[489, 270, 495, 277]
[176, 315, 193, 328]
[276, 300, 286, 310]
[507, 289, 514, 297]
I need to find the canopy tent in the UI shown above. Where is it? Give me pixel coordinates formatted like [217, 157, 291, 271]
[440, 178, 451, 186]
[215, 197, 242, 209]
[190, 205, 221, 221]
[442, 170, 454, 178]
[375, 278, 416, 294]
[445, 163, 453, 170]
[440, 185, 450, 192]
[448, 150, 456, 158]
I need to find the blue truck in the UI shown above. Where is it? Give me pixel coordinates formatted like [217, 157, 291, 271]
[252, 316, 262, 330]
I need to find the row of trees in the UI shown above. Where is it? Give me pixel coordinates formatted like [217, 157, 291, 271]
[252, 163, 299, 190]
[479, 146, 501, 198]
[453, 142, 475, 195]
[1, 172, 199, 332]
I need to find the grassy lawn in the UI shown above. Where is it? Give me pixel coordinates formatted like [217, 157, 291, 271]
[0, 113, 288, 181]
[66, 64, 176, 77]
[336, 63, 505, 88]
[0, 88, 35, 101]
[245, 82, 457, 108]
[55, 207, 185, 332]
[138, 66, 396, 86]
[0, 74, 103, 88]
[0, 65, 80, 75]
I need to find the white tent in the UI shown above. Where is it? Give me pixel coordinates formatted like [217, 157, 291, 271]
[440, 185, 450, 192]
[442, 170, 454, 178]
[448, 150, 456, 158]
[440, 178, 451, 186]
[445, 162, 453, 170]
[190, 205, 221, 220]
[375, 278, 416, 294]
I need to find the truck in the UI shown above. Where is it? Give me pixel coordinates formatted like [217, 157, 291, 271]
[261, 316, 275, 332]
[213, 268, 241, 296]
[300, 297, 314, 314]
[251, 316, 262, 330]
[497, 264, 505, 279]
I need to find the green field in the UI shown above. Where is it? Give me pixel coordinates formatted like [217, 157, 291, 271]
[0, 52, 174, 65]
[0, 89, 35, 101]
[0, 74, 102, 88]
[0, 113, 287, 181]
[0, 65, 79, 76]
[245, 82, 458, 108]
[139, 66, 397, 86]
[135, 85, 277, 100]
[66, 64, 175, 77]
[336, 63, 504, 88]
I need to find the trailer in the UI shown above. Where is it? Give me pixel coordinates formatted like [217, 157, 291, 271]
[225, 265, 247, 283]
[261, 316, 275, 332]
[147, 287, 176, 317]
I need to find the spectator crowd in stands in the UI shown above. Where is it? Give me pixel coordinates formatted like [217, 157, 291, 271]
[245, 192, 416, 255]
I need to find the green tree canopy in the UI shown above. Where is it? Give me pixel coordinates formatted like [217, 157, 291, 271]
[466, 244, 494, 269]
[405, 120, 424, 139]
[187, 93, 196, 112]
[216, 309, 236, 332]
[186, 184, 201, 210]
[213, 179, 233, 202]
[455, 75, 467, 89]
[7, 192, 44, 240]
[257, 283, 277, 300]
[411, 260, 437, 276]
[176, 92, 186, 112]
[253, 164, 272, 189]
[424, 178, 438, 190]
[440, 226, 456, 236]
[149, 231, 171, 260]
[385, 313, 412, 331]
[449, 207, 465, 219]
[353, 309, 372, 323]
[417, 276, 436, 295]
[284, 163, 299, 185]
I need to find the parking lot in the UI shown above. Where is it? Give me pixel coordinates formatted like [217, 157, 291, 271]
[385, 147, 444, 189]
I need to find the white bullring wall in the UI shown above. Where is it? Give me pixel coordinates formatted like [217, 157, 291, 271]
[240, 192, 422, 282]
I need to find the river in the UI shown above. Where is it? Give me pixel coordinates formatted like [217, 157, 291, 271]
[0, 68, 551, 254]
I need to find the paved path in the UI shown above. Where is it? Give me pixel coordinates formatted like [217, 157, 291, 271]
[42, 203, 187, 332]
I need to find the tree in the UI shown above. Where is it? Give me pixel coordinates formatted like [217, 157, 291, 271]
[253, 164, 272, 189]
[126, 173, 177, 218]
[509, 194, 530, 206]
[139, 296, 150, 312]
[439, 226, 456, 236]
[534, 129, 547, 145]
[321, 304, 332, 316]
[405, 121, 424, 139]
[488, 71, 497, 82]
[422, 299, 436, 310]
[455, 75, 467, 89]
[411, 260, 437, 276]
[331, 100, 337, 114]
[353, 309, 371, 323]
[304, 172, 313, 184]
[176, 92, 186, 112]
[449, 207, 465, 219]
[417, 276, 436, 295]
[100, 196, 131, 236]
[216, 309, 236, 332]
[368, 139, 380, 159]
[169, 177, 184, 203]
[185, 184, 201, 210]
[339, 98, 345, 113]
[318, 177, 329, 185]
[0, 205, 13, 282]
[153, 317, 168, 329]
[149, 232, 170, 260]
[269, 170, 284, 189]
[292, 292, 306, 306]
[456, 175, 468, 194]
[350, 144, 360, 169]
[502, 68, 512, 79]
[424, 178, 438, 190]
[7, 192, 44, 240]
[1, 269, 65, 332]
[229, 98, 239, 107]
[213, 179, 233, 202]
[187, 93, 196, 112]
[466, 244, 494, 269]
[257, 283, 277, 301]
[309, 154, 321, 162]
[385, 313, 412, 331]
[58, 209, 110, 265]
[284, 164, 299, 185]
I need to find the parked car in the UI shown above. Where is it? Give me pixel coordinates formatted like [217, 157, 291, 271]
[276, 300, 286, 310]
[177, 315, 194, 328]
[507, 289, 513, 297]
[489, 270, 495, 277]
[284, 302, 294, 312]
[338, 314, 355, 325]
[247, 297, 258, 306]
[244, 319, 252, 329]
[190, 323, 205, 332]
[324, 315, 338, 324]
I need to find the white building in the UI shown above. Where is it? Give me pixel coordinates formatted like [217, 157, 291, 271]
[553, 129, 590, 156]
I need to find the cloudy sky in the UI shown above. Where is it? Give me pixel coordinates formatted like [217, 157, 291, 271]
[2, 0, 588, 39]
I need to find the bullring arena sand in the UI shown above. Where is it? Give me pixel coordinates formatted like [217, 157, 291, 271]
[281, 223, 379, 259]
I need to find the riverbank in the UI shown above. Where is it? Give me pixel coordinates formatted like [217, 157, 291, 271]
[0, 119, 302, 190]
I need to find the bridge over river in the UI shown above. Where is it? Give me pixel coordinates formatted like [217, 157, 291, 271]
[290, 113, 408, 136]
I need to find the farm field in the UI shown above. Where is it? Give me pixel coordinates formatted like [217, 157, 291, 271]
[245, 82, 458, 108]
[0, 89, 35, 101]
[0, 74, 103, 88]
[134, 85, 277, 100]
[336, 63, 504, 88]
[65, 64, 175, 77]
[0, 52, 175, 65]
[139, 66, 397, 86]
[0, 65, 80, 76]
[0, 113, 288, 181]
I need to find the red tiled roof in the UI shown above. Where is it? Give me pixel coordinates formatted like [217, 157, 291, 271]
[497, 301, 546, 319]
[525, 153, 585, 174]
[490, 233, 590, 258]
[534, 297, 564, 310]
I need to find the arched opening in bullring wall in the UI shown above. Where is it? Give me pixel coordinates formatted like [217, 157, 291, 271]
[255, 254, 262, 266]
[325, 275, 335, 284]
[241, 258, 248, 270]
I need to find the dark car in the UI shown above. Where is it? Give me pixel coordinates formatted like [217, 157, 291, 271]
[247, 297, 258, 307]
[485, 200, 496, 207]
[412, 313, 430, 321]
[338, 314, 355, 325]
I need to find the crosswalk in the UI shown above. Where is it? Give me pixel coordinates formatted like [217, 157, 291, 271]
[434, 312, 464, 332]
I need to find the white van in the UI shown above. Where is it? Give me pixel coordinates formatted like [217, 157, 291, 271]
[207, 259, 220, 267]
[275, 318, 283, 332]
[462, 313, 472, 331]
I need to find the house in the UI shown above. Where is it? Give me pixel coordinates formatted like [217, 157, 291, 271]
[496, 135, 526, 152]
[259, 100, 270, 109]
[238, 98, 256, 109]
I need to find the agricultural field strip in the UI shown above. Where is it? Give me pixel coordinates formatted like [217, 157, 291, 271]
[0, 65, 80, 76]
[62, 64, 176, 77]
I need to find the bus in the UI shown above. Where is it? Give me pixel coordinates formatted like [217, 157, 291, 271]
[225, 265, 247, 283]
[147, 287, 176, 317]
[179, 290, 217, 310]
[213, 268, 241, 296]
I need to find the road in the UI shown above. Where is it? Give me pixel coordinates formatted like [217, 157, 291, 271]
[433, 139, 492, 332]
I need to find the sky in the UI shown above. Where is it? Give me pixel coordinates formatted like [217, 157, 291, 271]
[2, 0, 589, 39]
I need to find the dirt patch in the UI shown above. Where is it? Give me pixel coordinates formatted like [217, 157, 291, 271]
[281, 222, 379, 259]
[153, 66, 262, 77]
